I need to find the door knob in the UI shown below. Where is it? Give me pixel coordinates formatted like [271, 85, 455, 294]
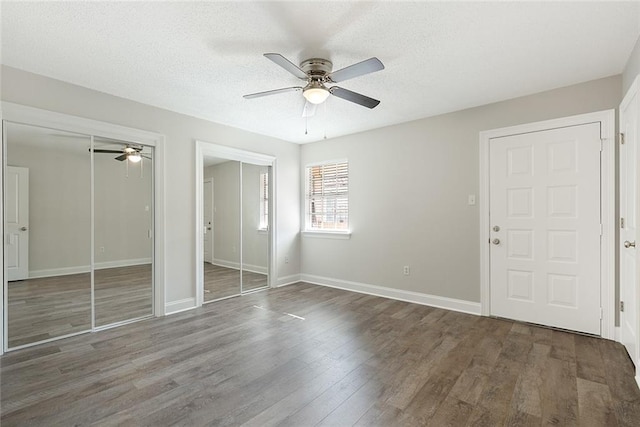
[624, 240, 636, 248]
[19, 226, 27, 231]
[492, 238, 500, 245]
[493, 225, 500, 232]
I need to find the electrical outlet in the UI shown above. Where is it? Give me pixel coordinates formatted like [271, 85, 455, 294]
[468, 195, 476, 205]
[285, 256, 289, 264]
[403, 266, 410, 276]
[99, 246, 105, 253]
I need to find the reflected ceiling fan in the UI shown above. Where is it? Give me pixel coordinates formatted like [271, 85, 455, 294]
[243, 53, 384, 117]
[90, 145, 148, 163]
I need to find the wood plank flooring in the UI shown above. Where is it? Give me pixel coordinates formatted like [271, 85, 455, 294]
[1, 283, 639, 426]
[7, 264, 152, 348]
[204, 263, 268, 302]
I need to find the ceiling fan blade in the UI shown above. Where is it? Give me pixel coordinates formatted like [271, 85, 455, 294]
[302, 101, 317, 118]
[90, 149, 123, 154]
[244, 86, 303, 99]
[329, 87, 380, 109]
[264, 53, 308, 80]
[327, 57, 384, 83]
[115, 154, 128, 161]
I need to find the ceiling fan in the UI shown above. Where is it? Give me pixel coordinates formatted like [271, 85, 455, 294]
[244, 53, 384, 117]
[90, 145, 147, 163]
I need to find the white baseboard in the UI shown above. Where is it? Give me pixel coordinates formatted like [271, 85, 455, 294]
[275, 274, 302, 287]
[29, 258, 152, 279]
[165, 297, 196, 315]
[211, 259, 267, 275]
[299, 274, 481, 316]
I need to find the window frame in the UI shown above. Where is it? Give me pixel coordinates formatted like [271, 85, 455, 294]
[258, 170, 269, 231]
[304, 159, 350, 235]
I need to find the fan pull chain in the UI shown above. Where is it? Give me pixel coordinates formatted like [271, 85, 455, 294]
[140, 156, 144, 179]
[323, 100, 327, 139]
[126, 158, 129, 178]
[305, 116, 308, 135]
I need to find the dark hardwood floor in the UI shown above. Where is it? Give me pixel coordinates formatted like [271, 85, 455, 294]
[7, 264, 153, 348]
[1, 282, 639, 426]
[204, 263, 268, 302]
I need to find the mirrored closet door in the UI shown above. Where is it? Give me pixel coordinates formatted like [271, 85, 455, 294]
[202, 158, 270, 303]
[3, 122, 155, 350]
[93, 139, 153, 327]
[203, 159, 241, 301]
[5, 123, 92, 348]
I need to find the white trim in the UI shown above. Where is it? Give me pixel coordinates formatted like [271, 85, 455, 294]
[300, 274, 481, 315]
[479, 109, 615, 339]
[27, 258, 153, 279]
[165, 297, 197, 315]
[615, 326, 621, 343]
[1, 103, 167, 351]
[195, 140, 277, 308]
[301, 231, 351, 239]
[276, 274, 302, 287]
[210, 259, 268, 275]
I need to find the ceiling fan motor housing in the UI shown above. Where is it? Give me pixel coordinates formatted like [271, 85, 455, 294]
[300, 58, 333, 81]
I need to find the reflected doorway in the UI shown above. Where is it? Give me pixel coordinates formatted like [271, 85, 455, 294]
[197, 143, 274, 305]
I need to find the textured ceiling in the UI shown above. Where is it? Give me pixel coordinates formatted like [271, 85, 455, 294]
[2, 1, 639, 144]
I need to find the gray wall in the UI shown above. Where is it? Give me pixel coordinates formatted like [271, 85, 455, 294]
[1, 65, 301, 304]
[624, 34, 640, 93]
[6, 129, 152, 276]
[300, 75, 622, 303]
[204, 161, 268, 272]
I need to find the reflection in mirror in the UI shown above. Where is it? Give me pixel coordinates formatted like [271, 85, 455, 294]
[93, 139, 153, 326]
[203, 159, 240, 301]
[5, 122, 92, 348]
[242, 163, 269, 292]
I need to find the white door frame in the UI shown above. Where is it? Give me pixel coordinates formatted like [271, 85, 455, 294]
[203, 177, 214, 263]
[479, 110, 615, 339]
[1, 102, 167, 352]
[195, 140, 276, 307]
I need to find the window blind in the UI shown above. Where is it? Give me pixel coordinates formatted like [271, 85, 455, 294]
[306, 161, 348, 230]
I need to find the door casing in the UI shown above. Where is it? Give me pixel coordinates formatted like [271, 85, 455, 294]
[479, 110, 615, 339]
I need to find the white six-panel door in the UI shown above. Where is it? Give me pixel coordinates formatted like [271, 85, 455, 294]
[620, 80, 639, 371]
[5, 166, 29, 281]
[489, 123, 602, 335]
[203, 178, 214, 264]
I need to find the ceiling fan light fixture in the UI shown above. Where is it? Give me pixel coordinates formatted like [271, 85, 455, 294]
[128, 152, 142, 163]
[303, 85, 330, 104]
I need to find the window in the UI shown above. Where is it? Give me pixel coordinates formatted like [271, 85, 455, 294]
[305, 160, 349, 231]
[259, 171, 269, 230]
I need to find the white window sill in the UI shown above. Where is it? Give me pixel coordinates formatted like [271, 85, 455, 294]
[302, 230, 351, 240]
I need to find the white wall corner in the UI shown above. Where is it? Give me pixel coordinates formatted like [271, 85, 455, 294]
[299, 274, 481, 315]
[276, 274, 302, 287]
[165, 297, 197, 315]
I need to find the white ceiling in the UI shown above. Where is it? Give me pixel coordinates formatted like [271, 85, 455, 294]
[2, 1, 639, 144]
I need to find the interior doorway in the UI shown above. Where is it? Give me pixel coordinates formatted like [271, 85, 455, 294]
[195, 142, 276, 307]
[479, 110, 615, 338]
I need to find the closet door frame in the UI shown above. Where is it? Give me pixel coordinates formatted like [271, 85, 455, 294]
[0, 102, 167, 354]
[195, 140, 276, 307]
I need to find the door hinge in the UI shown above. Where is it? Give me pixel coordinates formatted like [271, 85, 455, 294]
[621, 217, 625, 229]
[621, 301, 625, 312]
[620, 132, 626, 145]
